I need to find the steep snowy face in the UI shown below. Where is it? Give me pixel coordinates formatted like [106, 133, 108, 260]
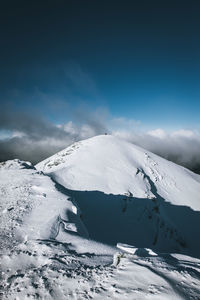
[36, 135, 200, 211]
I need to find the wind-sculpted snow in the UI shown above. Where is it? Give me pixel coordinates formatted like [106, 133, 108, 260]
[0, 159, 87, 250]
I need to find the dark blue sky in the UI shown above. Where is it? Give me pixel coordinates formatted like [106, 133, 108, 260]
[1, 0, 200, 130]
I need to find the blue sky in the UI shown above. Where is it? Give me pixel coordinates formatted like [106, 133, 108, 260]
[0, 0, 200, 134]
[0, 1, 200, 168]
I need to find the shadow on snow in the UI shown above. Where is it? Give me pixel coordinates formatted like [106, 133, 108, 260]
[52, 174, 200, 259]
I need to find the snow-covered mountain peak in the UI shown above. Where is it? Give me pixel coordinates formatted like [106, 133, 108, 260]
[36, 134, 200, 211]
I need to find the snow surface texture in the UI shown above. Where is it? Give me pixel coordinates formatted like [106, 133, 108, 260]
[1, 135, 200, 299]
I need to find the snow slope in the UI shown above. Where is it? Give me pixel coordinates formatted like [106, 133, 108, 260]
[1, 136, 200, 299]
[1, 160, 200, 300]
[36, 135, 200, 211]
[36, 135, 200, 257]
[0, 159, 116, 298]
[0, 159, 88, 251]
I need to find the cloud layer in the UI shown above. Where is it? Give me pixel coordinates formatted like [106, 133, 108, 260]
[0, 108, 108, 164]
[114, 128, 200, 174]
[0, 108, 200, 175]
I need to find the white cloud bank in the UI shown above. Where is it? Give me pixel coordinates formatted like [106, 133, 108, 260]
[0, 108, 200, 174]
[114, 128, 200, 173]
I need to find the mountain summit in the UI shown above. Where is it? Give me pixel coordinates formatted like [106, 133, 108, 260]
[37, 135, 200, 256]
[37, 134, 200, 210]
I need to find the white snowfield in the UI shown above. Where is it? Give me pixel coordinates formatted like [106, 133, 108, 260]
[1, 135, 200, 299]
